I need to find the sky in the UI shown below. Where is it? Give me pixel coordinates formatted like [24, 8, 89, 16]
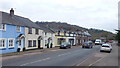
[0, 0, 119, 33]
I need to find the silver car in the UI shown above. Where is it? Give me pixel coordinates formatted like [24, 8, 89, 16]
[100, 43, 112, 53]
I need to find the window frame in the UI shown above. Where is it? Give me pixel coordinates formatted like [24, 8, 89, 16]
[0, 38, 6, 49]
[8, 38, 15, 48]
[28, 28, 32, 34]
[28, 40, 32, 47]
[33, 40, 36, 47]
[16, 26, 21, 32]
[0, 24, 6, 31]
[35, 29, 39, 35]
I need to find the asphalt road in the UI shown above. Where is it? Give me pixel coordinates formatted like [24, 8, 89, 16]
[2, 45, 100, 66]
[77, 43, 118, 66]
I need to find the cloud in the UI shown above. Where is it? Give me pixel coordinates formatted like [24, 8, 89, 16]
[0, 0, 119, 33]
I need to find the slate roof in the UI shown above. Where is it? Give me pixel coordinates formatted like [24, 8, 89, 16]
[36, 22, 54, 33]
[0, 11, 40, 29]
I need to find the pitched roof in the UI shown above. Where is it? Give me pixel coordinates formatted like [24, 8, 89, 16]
[0, 11, 40, 29]
[36, 22, 54, 33]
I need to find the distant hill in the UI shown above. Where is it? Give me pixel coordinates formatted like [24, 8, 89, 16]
[35, 21, 116, 40]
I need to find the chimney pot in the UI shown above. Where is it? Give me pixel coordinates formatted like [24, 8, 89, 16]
[10, 8, 14, 16]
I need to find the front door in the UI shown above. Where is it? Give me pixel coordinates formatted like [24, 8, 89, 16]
[18, 38, 24, 51]
[38, 40, 41, 48]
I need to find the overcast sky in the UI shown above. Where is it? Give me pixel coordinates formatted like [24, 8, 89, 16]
[0, 0, 119, 33]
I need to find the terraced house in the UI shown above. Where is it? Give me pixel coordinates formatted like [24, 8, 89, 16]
[54, 30, 76, 46]
[36, 22, 55, 48]
[0, 8, 43, 54]
[0, 8, 25, 53]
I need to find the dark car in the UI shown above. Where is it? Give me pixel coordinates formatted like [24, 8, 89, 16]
[60, 42, 71, 49]
[82, 41, 93, 48]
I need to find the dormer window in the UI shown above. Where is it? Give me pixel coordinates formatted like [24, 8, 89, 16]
[0, 24, 6, 31]
[16, 26, 21, 32]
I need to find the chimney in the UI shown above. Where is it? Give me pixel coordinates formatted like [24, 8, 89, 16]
[10, 8, 14, 16]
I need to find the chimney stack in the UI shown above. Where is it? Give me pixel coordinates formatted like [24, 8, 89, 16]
[10, 8, 14, 16]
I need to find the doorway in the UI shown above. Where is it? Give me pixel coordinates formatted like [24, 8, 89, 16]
[38, 40, 41, 48]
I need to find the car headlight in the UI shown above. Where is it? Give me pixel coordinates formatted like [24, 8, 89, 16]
[64, 45, 67, 46]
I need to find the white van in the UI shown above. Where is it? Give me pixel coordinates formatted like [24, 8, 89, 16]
[95, 39, 102, 45]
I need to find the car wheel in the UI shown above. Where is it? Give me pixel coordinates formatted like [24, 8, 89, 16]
[100, 50, 102, 52]
[82, 46, 84, 48]
[108, 51, 111, 53]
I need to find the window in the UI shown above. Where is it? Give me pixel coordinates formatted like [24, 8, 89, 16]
[58, 31, 60, 35]
[45, 40, 47, 44]
[8, 39, 14, 48]
[0, 39, 6, 49]
[33, 40, 36, 47]
[45, 32, 47, 36]
[57, 38, 65, 45]
[0, 24, 6, 31]
[35, 29, 39, 34]
[16, 26, 21, 32]
[28, 28, 32, 34]
[69, 32, 71, 36]
[64, 31, 66, 36]
[28, 40, 32, 47]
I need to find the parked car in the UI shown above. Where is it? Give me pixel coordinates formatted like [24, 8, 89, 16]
[82, 41, 93, 48]
[109, 40, 113, 43]
[60, 42, 71, 49]
[95, 39, 102, 45]
[100, 44, 112, 53]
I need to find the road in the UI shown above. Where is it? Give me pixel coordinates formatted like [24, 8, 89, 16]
[77, 43, 118, 66]
[2, 43, 118, 67]
[2, 45, 100, 66]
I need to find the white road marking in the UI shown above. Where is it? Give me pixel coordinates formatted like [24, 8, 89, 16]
[76, 57, 89, 66]
[89, 57, 105, 66]
[20, 57, 50, 66]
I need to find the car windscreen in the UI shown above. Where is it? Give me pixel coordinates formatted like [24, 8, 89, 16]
[61, 42, 69, 45]
[96, 41, 100, 42]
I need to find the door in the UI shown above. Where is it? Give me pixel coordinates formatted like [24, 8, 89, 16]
[18, 38, 24, 51]
[69, 39, 74, 45]
[38, 40, 41, 48]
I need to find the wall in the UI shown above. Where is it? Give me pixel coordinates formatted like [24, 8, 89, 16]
[25, 27, 43, 50]
[0, 24, 24, 54]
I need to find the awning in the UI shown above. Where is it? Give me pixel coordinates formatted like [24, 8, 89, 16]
[38, 36, 43, 40]
[48, 37, 52, 40]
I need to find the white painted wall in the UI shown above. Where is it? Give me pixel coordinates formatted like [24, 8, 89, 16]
[25, 27, 43, 50]
[42, 32, 55, 48]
